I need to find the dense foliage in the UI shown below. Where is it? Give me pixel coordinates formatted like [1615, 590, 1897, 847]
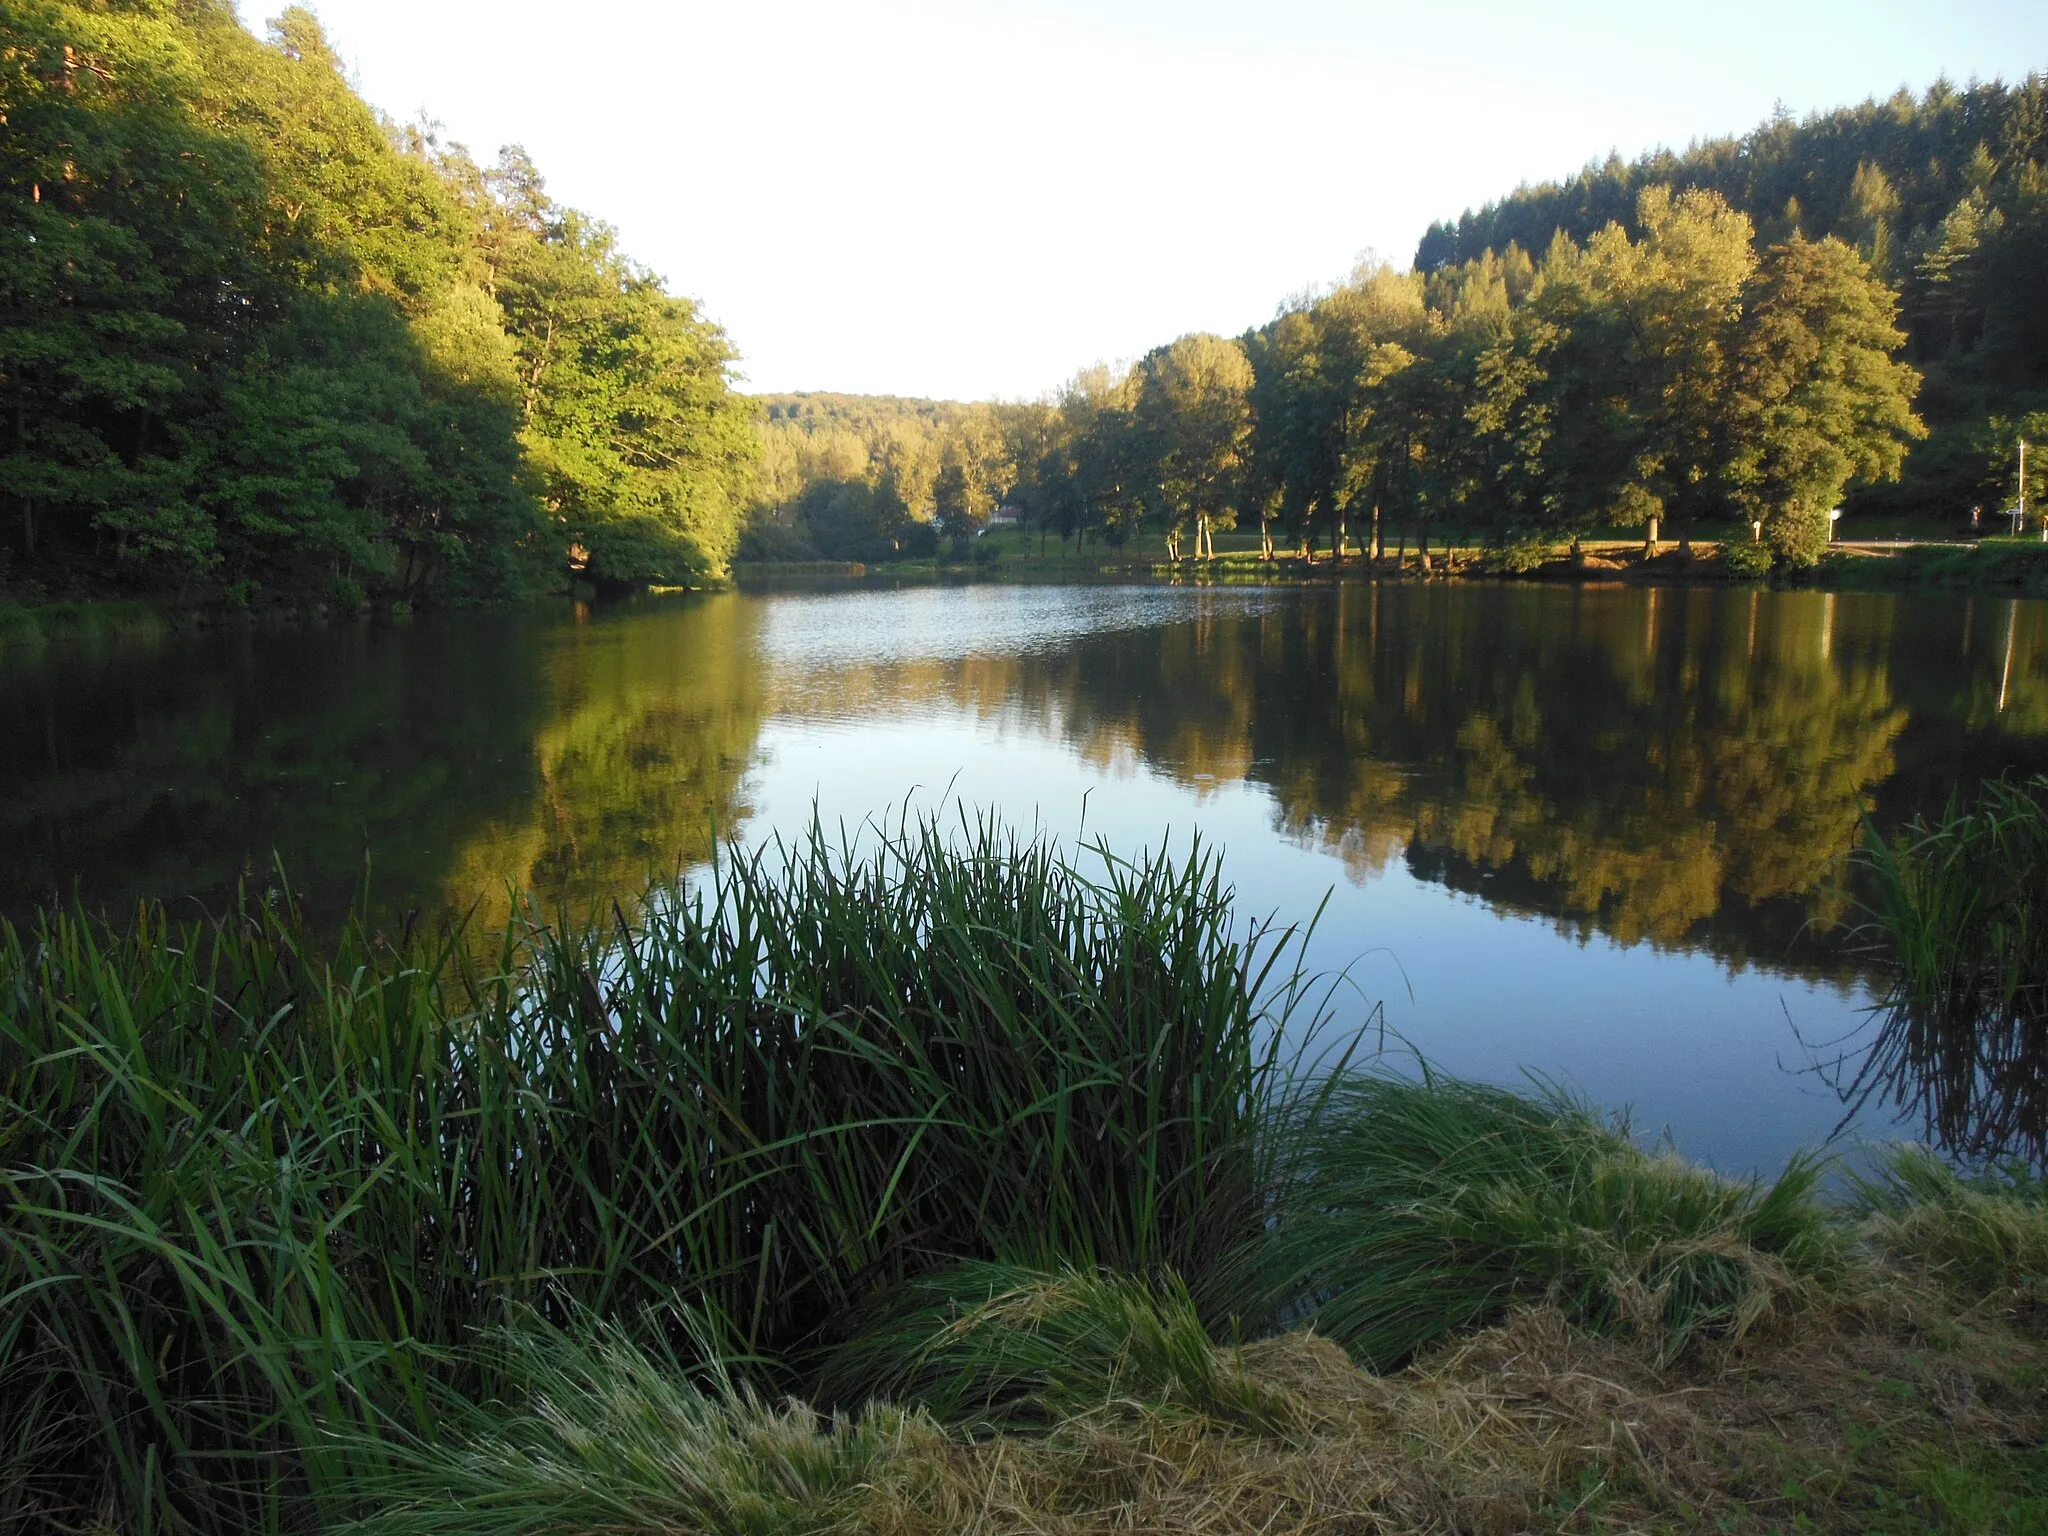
[745, 187, 1926, 570]
[1422, 75, 2048, 525]
[0, 2, 754, 603]
[745, 392, 1021, 562]
[747, 82, 2048, 569]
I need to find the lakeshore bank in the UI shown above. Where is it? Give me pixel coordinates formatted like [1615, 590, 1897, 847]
[4, 813, 2045, 1535]
[6, 532, 2047, 654]
[733, 532, 2048, 597]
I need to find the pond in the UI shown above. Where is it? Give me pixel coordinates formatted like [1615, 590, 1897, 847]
[9, 579, 2048, 1174]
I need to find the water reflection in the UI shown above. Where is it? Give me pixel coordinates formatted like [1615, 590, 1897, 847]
[746, 584, 2048, 980]
[0, 597, 768, 928]
[7, 582, 2048, 1167]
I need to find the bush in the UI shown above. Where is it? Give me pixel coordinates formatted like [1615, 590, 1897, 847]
[1766, 503, 1833, 567]
[322, 573, 368, 611]
[735, 517, 819, 563]
[1721, 538, 1776, 579]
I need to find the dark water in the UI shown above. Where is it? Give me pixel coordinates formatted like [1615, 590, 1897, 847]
[8, 581, 2048, 1172]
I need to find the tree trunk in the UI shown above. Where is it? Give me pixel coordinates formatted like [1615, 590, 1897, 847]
[1644, 516, 1661, 557]
[1371, 504, 1383, 566]
[1395, 525, 1408, 574]
[1417, 522, 1431, 572]
[1334, 510, 1346, 568]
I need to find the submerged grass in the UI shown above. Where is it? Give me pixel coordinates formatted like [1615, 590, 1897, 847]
[4, 810, 2046, 1533]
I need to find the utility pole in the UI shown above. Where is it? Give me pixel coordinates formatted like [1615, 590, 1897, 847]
[2008, 438, 2030, 537]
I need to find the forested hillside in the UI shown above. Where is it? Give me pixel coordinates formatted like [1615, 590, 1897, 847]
[2, 2, 755, 605]
[748, 76, 2043, 572]
[749, 191, 1930, 569]
[1417, 76, 2048, 516]
[744, 392, 1029, 561]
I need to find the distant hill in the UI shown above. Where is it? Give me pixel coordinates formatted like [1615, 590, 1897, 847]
[752, 393, 974, 435]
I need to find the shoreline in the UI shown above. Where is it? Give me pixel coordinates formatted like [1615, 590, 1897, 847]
[6, 538, 2046, 655]
[733, 534, 2048, 596]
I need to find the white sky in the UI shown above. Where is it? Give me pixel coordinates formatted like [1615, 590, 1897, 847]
[264, 1, 2048, 401]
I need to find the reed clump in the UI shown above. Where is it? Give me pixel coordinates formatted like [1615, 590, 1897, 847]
[1850, 774, 2048, 1161]
[3, 813, 2044, 1534]
[0, 813, 1311, 1529]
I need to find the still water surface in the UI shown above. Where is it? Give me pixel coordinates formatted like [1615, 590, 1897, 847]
[9, 580, 2048, 1173]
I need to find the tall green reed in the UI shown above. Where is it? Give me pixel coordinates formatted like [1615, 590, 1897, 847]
[0, 810, 1322, 1531]
[1849, 775, 2048, 1162]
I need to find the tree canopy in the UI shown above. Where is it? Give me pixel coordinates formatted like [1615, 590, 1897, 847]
[1, 2, 754, 603]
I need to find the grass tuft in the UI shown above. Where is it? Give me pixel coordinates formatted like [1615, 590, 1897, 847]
[349, 1315, 935, 1536]
[817, 1262, 1303, 1434]
[1854, 1145, 2048, 1301]
[0, 811, 1318, 1531]
[1245, 1072, 1845, 1367]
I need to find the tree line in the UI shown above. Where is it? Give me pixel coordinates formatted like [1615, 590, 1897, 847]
[2, 2, 756, 604]
[748, 186, 1924, 570]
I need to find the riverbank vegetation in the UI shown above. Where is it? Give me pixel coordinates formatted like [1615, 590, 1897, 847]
[1845, 774, 2048, 1163]
[1, 3, 756, 608]
[4, 812, 2046, 1533]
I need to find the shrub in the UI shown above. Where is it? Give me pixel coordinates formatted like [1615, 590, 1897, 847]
[323, 573, 368, 611]
[1721, 538, 1776, 579]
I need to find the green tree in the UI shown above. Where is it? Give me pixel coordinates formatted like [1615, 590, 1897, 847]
[0, 0, 255, 577]
[1136, 334, 1253, 560]
[932, 406, 1010, 544]
[1731, 236, 1925, 565]
[490, 155, 754, 586]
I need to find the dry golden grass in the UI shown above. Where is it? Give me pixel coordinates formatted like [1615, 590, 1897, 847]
[856, 1287, 2048, 1536]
